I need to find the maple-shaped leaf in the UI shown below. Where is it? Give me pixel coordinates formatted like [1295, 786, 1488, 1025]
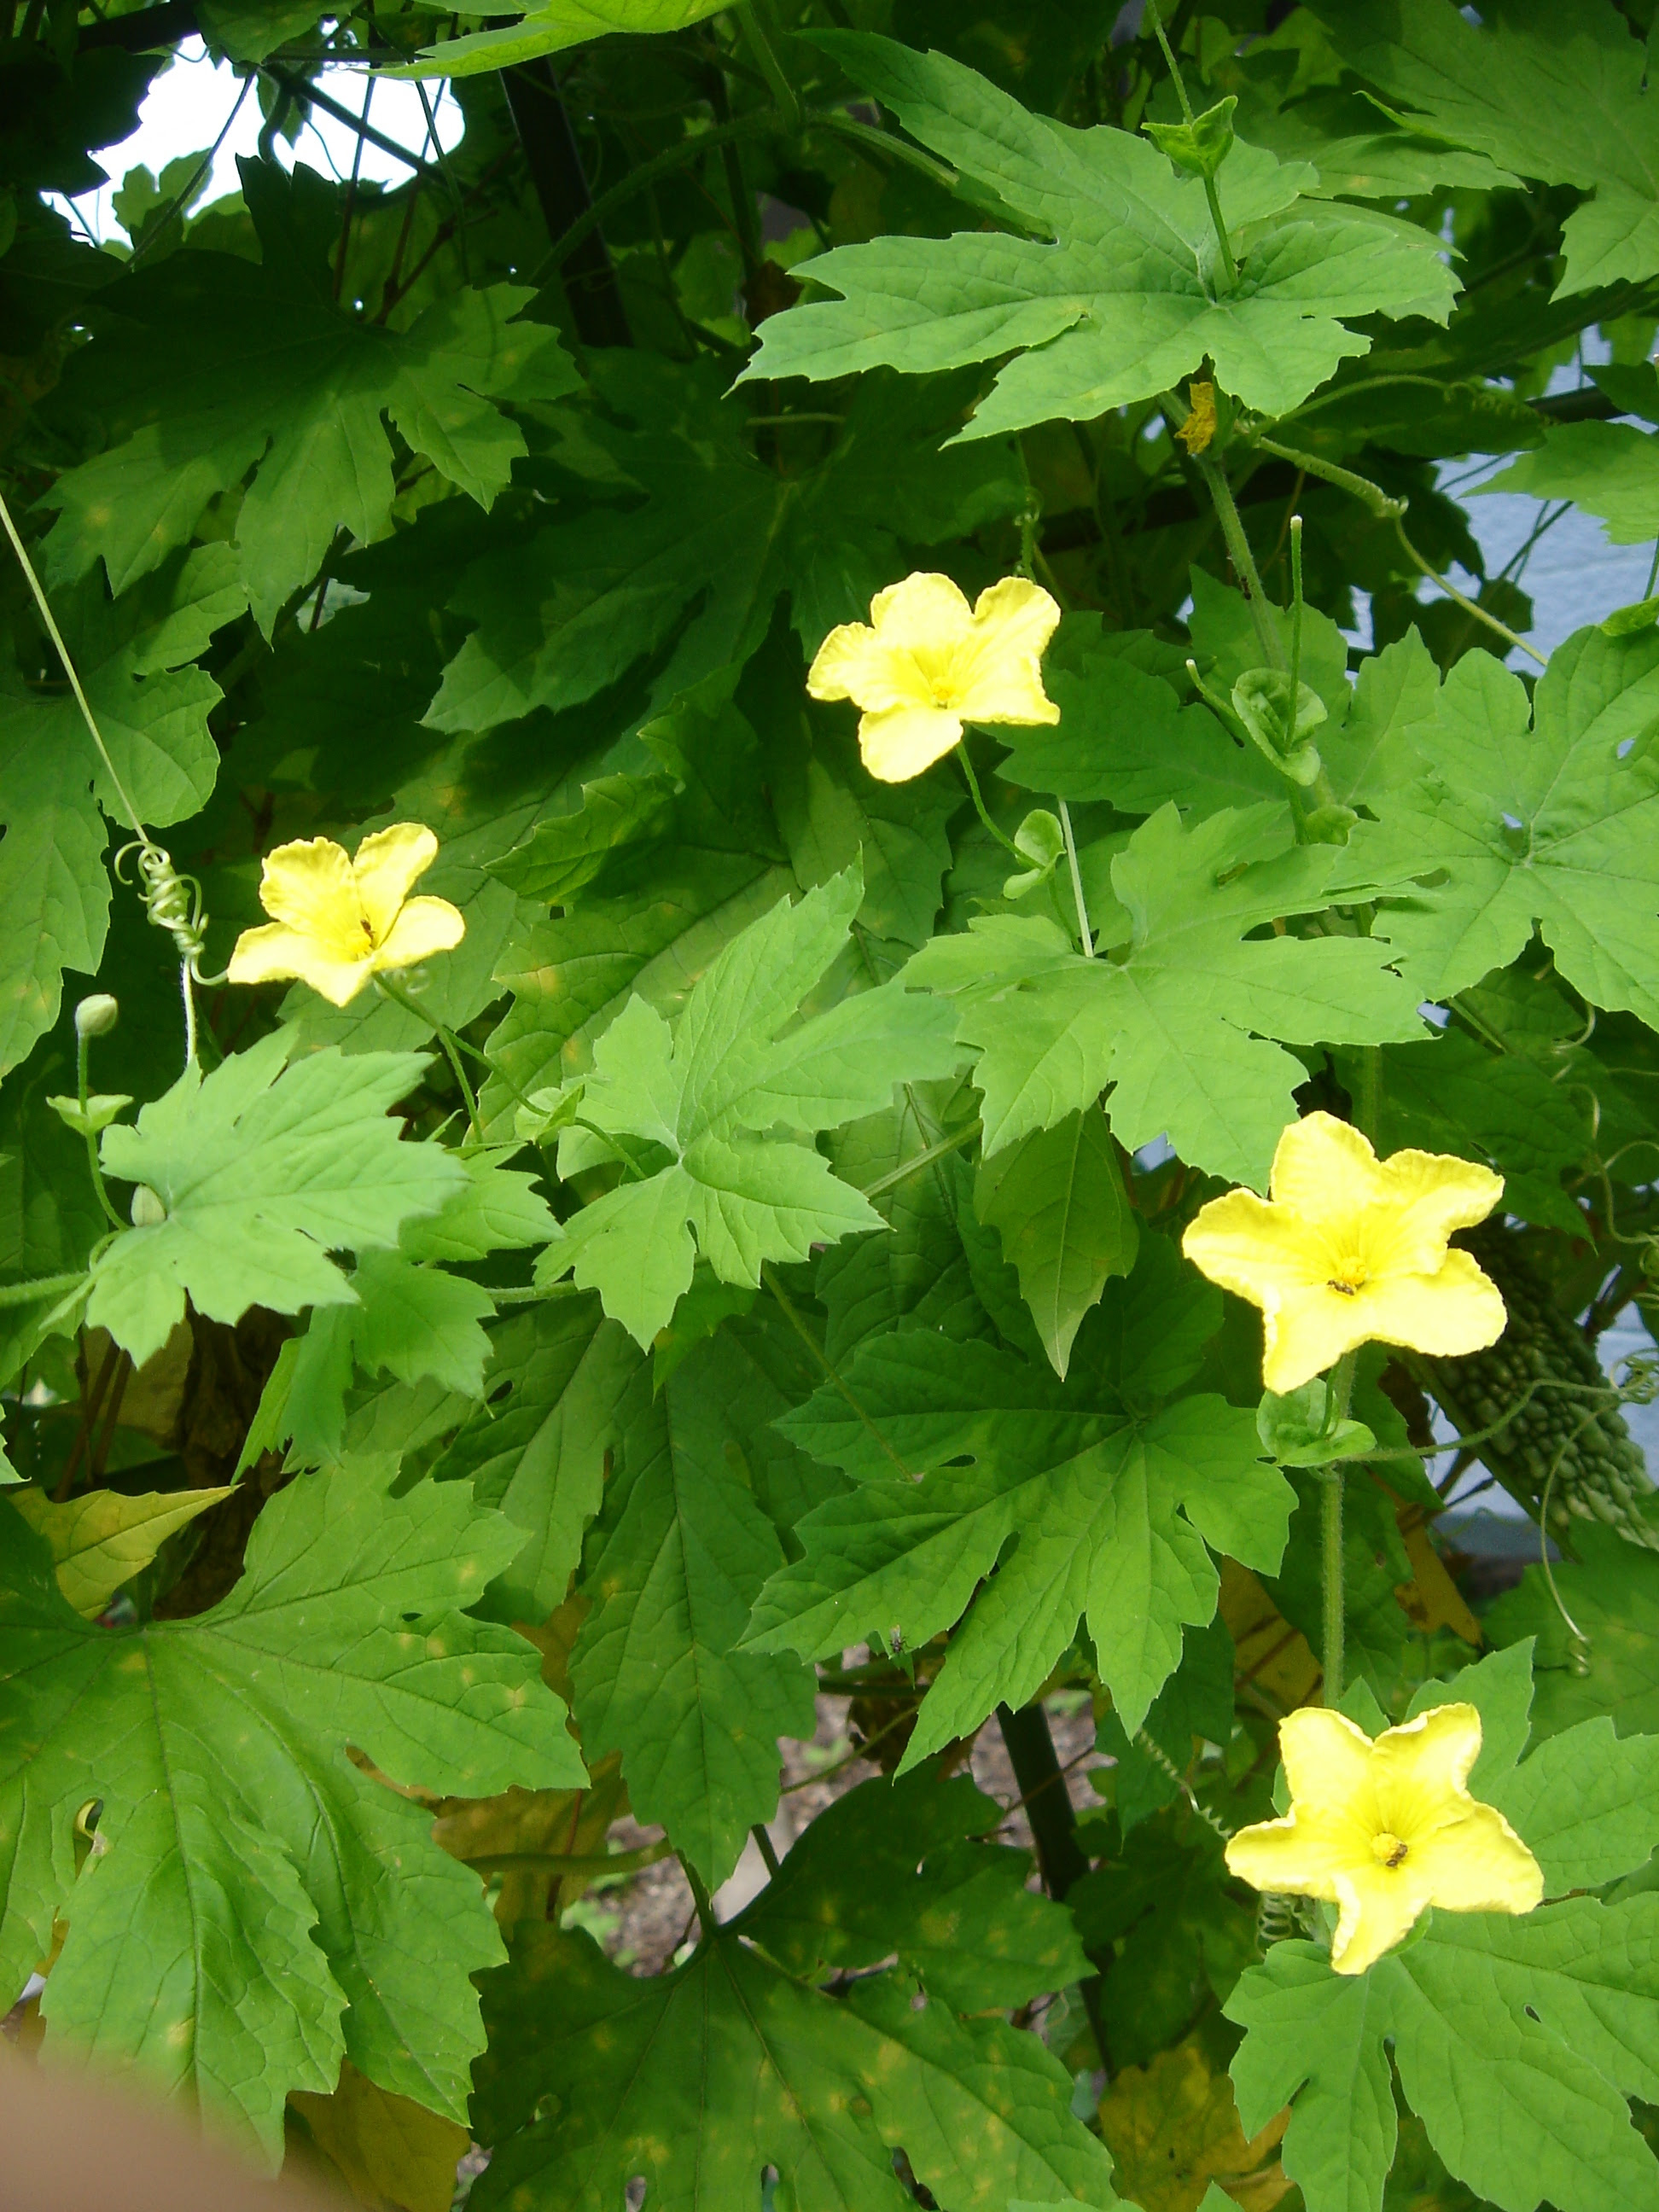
[423, 358, 1023, 736]
[39, 158, 577, 632]
[537, 862, 959, 1347]
[0, 545, 242, 1077]
[470, 1773, 1120, 2212]
[480, 674, 802, 1135]
[746, 1262, 1292, 1760]
[431, 1295, 645, 1627]
[1227, 1645, 1659, 2212]
[1337, 626, 1659, 1016]
[740, 34, 1457, 439]
[1313, 0, 1659, 298]
[398, 0, 729, 77]
[0, 1456, 583, 2165]
[568, 1314, 818, 1887]
[742, 1766, 1091, 2013]
[908, 801, 1424, 1189]
[89, 1030, 467, 1366]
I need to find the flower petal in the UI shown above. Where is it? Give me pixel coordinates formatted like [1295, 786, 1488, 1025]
[226, 921, 374, 1006]
[1182, 1188, 1330, 1305]
[353, 823, 439, 942]
[1367, 1147, 1505, 1277]
[807, 623, 936, 714]
[373, 894, 467, 972]
[1342, 1250, 1507, 1364]
[952, 577, 1063, 726]
[1226, 1807, 1368, 1901]
[867, 571, 975, 653]
[859, 705, 965, 783]
[1268, 1111, 1388, 1219]
[1408, 1803, 1544, 1918]
[1261, 1284, 1377, 1394]
[1329, 1860, 1437, 1975]
[1278, 1707, 1378, 1816]
[1373, 1703, 1484, 1811]
[256, 837, 365, 958]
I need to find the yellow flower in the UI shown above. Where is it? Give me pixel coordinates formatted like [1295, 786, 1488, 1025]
[1225, 1703, 1544, 1975]
[1181, 1111, 1505, 1395]
[806, 571, 1062, 783]
[227, 824, 465, 1008]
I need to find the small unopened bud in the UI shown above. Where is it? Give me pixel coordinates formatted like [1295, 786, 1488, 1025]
[74, 994, 119, 1040]
[130, 1185, 166, 1228]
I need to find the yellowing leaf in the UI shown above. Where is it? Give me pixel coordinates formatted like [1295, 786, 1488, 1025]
[1099, 2043, 1289, 2212]
[292, 2061, 469, 2212]
[7, 1484, 232, 1619]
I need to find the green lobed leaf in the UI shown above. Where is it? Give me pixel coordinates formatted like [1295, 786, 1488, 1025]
[909, 800, 1424, 1186]
[89, 1031, 467, 1367]
[746, 1289, 1291, 1756]
[424, 359, 1023, 736]
[569, 1320, 818, 1886]
[0, 548, 237, 1078]
[39, 160, 577, 632]
[1336, 625, 1659, 1017]
[742, 34, 1457, 438]
[537, 862, 960, 1346]
[741, 1765, 1091, 2012]
[973, 1104, 1138, 1379]
[6, 1482, 232, 1617]
[471, 1900, 1119, 2212]
[1314, 0, 1659, 297]
[2, 1456, 582, 2165]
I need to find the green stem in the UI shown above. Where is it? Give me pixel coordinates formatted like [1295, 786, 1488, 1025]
[1393, 514, 1546, 668]
[1287, 512, 1304, 716]
[0, 1272, 90, 1310]
[1353, 1046, 1382, 1146]
[955, 743, 1022, 859]
[1191, 451, 1284, 667]
[1248, 436, 1546, 667]
[0, 487, 147, 839]
[376, 975, 480, 1140]
[751, 1823, 782, 1877]
[1144, 0, 1237, 288]
[735, 1, 800, 129]
[77, 1033, 125, 1233]
[1319, 1464, 1345, 1707]
[683, 1859, 719, 1941]
[1318, 1349, 1359, 1707]
[1058, 800, 1095, 957]
[463, 1842, 672, 1878]
[859, 1121, 982, 1203]
[1645, 538, 1659, 601]
[1253, 434, 1408, 517]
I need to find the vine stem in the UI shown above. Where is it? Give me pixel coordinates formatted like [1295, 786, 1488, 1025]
[375, 975, 480, 1140]
[1058, 800, 1095, 957]
[1248, 434, 1547, 668]
[77, 1033, 125, 1233]
[1318, 1349, 1359, 1706]
[1144, 0, 1237, 288]
[955, 742, 1023, 859]
[0, 487, 147, 840]
[1190, 451, 1284, 668]
[736, 1, 801, 129]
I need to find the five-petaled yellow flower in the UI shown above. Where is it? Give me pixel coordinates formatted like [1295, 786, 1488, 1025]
[227, 823, 465, 1008]
[1181, 1112, 1506, 1395]
[1226, 1703, 1543, 1975]
[806, 571, 1062, 783]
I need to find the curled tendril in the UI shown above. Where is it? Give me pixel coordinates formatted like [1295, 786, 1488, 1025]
[114, 841, 227, 987]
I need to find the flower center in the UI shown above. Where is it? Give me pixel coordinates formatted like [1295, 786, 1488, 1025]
[1371, 1831, 1410, 1870]
[1324, 1254, 1367, 1297]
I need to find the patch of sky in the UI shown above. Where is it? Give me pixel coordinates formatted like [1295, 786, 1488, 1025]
[48, 38, 462, 248]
